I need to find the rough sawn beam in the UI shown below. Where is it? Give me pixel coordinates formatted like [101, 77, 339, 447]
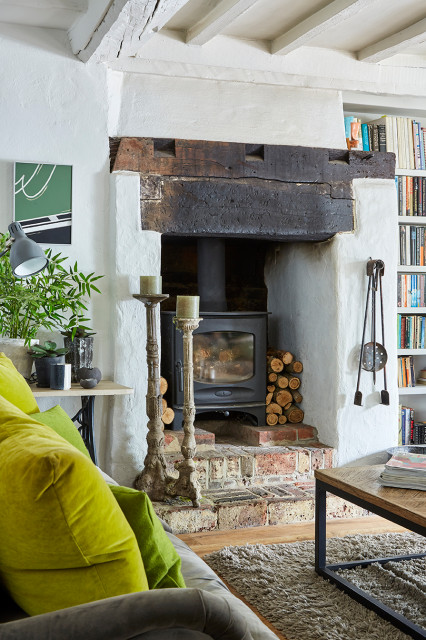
[110, 137, 395, 242]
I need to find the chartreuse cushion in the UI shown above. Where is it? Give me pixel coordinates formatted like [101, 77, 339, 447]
[32, 405, 91, 459]
[0, 352, 39, 414]
[0, 395, 148, 616]
[109, 485, 186, 590]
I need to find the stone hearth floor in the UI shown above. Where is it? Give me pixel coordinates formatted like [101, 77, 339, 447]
[152, 423, 369, 534]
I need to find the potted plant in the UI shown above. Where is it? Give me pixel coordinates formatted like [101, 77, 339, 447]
[28, 341, 69, 388]
[0, 231, 103, 378]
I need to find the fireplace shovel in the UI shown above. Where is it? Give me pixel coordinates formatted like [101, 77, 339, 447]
[354, 259, 389, 406]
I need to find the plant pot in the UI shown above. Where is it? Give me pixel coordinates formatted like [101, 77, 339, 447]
[0, 338, 39, 379]
[34, 355, 65, 388]
[64, 336, 94, 383]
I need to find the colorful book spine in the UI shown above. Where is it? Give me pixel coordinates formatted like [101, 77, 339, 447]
[361, 124, 370, 151]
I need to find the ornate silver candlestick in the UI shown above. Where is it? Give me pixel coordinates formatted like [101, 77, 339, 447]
[167, 317, 202, 507]
[133, 293, 175, 501]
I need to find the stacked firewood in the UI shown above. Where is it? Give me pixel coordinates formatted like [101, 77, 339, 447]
[266, 349, 304, 426]
[160, 376, 175, 426]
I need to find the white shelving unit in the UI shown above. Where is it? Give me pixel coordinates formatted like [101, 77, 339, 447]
[343, 97, 426, 434]
[397, 167, 426, 422]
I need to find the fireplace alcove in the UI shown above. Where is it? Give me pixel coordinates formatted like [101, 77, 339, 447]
[161, 236, 269, 429]
[110, 137, 396, 446]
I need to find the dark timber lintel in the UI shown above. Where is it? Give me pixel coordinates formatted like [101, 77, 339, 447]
[110, 137, 395, 242]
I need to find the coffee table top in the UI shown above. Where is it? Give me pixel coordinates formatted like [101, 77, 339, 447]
[315, 465, 426, 530]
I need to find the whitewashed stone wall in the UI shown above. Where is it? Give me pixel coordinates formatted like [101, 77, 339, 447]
[266, 179, 398, 466]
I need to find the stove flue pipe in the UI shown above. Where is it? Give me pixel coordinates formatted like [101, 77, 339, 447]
[197, 238, 228, 312]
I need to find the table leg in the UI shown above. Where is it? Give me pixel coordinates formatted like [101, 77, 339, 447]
[315, 479, 327, 572]
[71, 396, 98, 465]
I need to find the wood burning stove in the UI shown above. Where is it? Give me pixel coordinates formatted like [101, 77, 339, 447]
[161, 311, 267, 430]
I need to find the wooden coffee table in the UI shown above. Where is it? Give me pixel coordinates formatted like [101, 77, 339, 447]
[315, 466, 426, 639]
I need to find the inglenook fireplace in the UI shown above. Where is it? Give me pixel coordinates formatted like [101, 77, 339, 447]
[109, 137, 396, 468]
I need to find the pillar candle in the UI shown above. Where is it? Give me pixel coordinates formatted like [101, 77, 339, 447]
[176, 295, 200, 319]
[140, 276, 162, 294]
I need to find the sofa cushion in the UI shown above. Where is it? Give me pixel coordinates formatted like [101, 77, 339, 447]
[0, 395, 148, 616]
[0, 352, 39, 414]
[32, 404, 90, 459]
[109, 485, 186, 590]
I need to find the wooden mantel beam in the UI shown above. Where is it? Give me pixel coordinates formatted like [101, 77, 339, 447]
[70, 0, 190, 62]
[110, 137, 395, 243]
[186, 0, 260, 46]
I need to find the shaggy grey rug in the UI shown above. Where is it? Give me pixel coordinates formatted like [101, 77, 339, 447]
[204, 532, 426, 640]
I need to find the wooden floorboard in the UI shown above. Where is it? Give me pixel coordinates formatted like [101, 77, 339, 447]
[177, 516, 407, 640]
[178, 515, 406, 557]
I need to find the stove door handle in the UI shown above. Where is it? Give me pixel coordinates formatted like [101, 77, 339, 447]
[175, 360, 184, 392]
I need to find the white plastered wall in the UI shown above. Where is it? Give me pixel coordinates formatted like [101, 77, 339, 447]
[266, 180, 398, 465]
[0, 29, 112, 462]
[108, 173, 161, 485]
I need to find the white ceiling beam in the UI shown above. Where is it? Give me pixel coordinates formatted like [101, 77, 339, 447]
[271, 0, 372, 56]
[186, 0, 260, 46]
[70, 0, 190, 63]
[357, 18, 426, 63]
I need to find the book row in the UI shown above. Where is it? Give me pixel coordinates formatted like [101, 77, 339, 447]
[397, 274, 426, 307]
[344, 115, 426, 170]
[398, 225, 426, 266]
[397, 355, 415, 387]
[398, 406, 426, 445]
[396, 175, 426, 216]
[397, 314, 426, 349]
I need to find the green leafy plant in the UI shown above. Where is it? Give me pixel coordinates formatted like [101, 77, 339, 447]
[0, 232, 103, 344]
[28, 341, 69, 359]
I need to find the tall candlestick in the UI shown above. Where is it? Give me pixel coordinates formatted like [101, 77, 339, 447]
[176, 295, 199, 319]
[133, 292, 174, 501]
[140, 276, 162, 295]
[166, 317, 202, 507]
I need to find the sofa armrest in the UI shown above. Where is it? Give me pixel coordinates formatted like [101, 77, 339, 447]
[0, 588, 253, 640]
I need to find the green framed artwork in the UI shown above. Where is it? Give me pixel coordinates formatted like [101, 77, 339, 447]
[14, 162, 72, 244]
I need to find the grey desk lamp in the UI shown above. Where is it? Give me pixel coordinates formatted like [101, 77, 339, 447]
[0, 222, 49, 278]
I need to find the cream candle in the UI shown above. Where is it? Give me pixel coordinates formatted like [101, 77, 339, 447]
[140, 276, 162, 294]
[176, 295, 200, 319]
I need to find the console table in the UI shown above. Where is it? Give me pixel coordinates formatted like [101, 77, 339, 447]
[32, 381, 134, 465]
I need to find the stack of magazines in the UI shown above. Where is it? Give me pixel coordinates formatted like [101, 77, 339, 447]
[380, 452, 426, 490]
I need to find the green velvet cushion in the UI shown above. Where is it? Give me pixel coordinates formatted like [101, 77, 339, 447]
[31, 404, 90, 458]
[109, 485, 186, 590]
[0, 395, 148, 615]
[0, 352, 39, 414]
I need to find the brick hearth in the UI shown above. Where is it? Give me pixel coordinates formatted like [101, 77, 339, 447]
[153, 426, 368, 533]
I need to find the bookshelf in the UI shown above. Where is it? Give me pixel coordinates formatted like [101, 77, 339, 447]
[396, 164, 426, 439]
[344, 104, 426, 443]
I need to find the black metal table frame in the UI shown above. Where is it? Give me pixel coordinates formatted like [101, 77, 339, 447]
[71, 396, 97, 465]
[315, 478, 426, 639]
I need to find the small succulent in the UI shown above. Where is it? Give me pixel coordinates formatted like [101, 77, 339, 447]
[28, 341, 69, 359]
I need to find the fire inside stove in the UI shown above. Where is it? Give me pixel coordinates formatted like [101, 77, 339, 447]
[194, 331, 254, 384]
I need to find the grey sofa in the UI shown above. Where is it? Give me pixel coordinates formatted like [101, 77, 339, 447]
[0, 471, 279, 640]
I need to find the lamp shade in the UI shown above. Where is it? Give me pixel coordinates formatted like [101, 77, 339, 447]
[8, 222, 49, 278]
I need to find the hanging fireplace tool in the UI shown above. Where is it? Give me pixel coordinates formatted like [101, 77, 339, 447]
[354, 259, 389, 406]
